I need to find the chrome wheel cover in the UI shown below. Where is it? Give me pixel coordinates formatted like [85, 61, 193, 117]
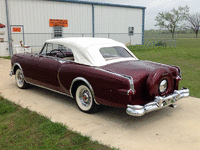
[76, 85, 93, 111]
[15, 69, 24, 88]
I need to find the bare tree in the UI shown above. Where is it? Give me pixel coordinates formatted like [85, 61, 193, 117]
[155, 5, 190, 39]
[187, 13, 200, 38]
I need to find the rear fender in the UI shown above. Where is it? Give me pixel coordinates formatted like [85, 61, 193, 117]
[146, 68, 174, 101]
[58, 63, 132, 107]
[70, 77, 99, 105]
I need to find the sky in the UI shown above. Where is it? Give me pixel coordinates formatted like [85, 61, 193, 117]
[80, 0, 200, 30]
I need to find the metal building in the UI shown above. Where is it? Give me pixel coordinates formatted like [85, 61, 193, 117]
[0, 0, 146, 56]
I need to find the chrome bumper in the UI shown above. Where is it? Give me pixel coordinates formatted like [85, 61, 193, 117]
[9, 70, 13, 76]
[126, 87, 189, 117]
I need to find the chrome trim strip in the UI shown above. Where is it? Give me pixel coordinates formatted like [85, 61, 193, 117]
[26, 81, 72, 98]
[144, 60, 174, 68]
[12, 63, 73, 98]
[95, 67, 126, 78]
[70, 77, 99, 105]
[95, 68, 135, 94]
[122, 75, 134, 92]
[127, 89, 134, 96]
[11, 63, 29, 83]
[58, 60, 67, 64]
[126, 87, 189, 117]
[176, 76, 181, 80]
[13, 63, 23, 73]
[9, 70, 13, 76]
[145, 60, 181, 77]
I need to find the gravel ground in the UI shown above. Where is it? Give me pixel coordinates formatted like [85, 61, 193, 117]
[0, 58, 200, 150]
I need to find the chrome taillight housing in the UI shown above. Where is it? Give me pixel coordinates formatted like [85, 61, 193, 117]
[159, 79, 168, 93]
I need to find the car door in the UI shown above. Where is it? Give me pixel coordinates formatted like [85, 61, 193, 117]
[32, 43, 60, 91]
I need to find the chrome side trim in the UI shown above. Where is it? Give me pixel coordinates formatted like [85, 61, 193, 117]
[126, 87, 189, 117]
[95, 68, 135, 94]
[95, 67, 126, 78]
[10, 63, 30, 86]
[145, 60, 181, 77]
[70, 77, 99, 105]
[26, 81, 72, 98]
[12, 63, 23, 73]
[144, 60, 174, 68]
[176, 76, 181, 80]
[10, 63, 28, 83]
[9, 70, 13, 76]
[12, 63, 72, 98]
[58, 60, 67, 64]
[122, 75, 134, 93]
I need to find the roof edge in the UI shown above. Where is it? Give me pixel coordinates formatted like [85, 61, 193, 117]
[48, 0, 146, 9]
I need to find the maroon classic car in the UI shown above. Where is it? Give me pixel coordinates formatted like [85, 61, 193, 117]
[9, 38, 189, 116]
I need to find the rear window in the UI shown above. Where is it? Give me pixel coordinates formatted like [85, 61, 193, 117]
[99, 46, 133, 61]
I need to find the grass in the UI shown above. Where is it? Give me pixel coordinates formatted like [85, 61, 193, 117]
[0, 96, 118, 150]
[0, 38, 199, 149]
[129, 39, 200, 98]
[0, 56, 11, 60]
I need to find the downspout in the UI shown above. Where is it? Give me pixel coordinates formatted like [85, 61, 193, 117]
[5, 0, 12, 56]
[142, 8, 145, 45]
[92, 4, 94, 37]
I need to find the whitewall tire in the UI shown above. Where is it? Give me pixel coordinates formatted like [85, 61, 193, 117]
[75, 84, 98, 113]
[15, 69, 29, 89]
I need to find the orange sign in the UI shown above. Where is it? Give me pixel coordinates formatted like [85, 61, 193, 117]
[49, 19, 68, 27]
[12, 27, 21, 32]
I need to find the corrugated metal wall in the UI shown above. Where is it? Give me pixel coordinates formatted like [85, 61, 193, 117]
[8, 0, 92, 49]
[8, 0, 92, 33]
[1, 0, 144, 55]
[94, 5, 143, 45]
[94, 5, 142, 33]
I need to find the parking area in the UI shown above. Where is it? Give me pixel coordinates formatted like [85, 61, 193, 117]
[0, 58, 200, 150]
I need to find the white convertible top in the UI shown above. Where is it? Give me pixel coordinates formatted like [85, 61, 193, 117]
[45, 37, 138, 66]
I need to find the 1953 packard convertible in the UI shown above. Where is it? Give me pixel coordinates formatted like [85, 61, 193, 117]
[9, 38, 189, 116]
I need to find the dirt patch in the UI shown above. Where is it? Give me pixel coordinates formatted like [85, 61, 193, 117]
[0, 58, 200, 150]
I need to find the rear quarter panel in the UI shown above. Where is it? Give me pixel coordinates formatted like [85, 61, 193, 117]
[58, 62, 131, 107]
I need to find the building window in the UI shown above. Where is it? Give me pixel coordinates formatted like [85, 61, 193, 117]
[54, 26, 63, 38]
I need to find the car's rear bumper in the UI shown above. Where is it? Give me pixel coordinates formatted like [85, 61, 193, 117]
[126, 87, 189, 117]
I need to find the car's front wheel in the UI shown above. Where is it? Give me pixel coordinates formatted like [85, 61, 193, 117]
[75, 84, 98, 113]
[15, 69, 29, 89]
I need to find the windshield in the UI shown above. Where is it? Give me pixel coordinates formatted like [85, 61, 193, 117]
[99, 46, 133, 61]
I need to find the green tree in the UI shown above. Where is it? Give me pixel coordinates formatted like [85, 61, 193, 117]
[187, 13, 200, 38]
[155, 5, 190, 39]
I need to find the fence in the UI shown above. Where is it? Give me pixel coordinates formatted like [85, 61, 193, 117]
[143, 30, 200, 48]
[143, 31, 177, 47]
[11, 33, 143, 54]
[11, 31, 199, 54]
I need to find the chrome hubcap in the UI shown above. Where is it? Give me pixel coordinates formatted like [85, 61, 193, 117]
[17, 71, 24, 85]
[79, 90, 91, 107]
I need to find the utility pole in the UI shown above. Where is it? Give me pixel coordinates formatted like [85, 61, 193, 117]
[5, 0, 13, 56]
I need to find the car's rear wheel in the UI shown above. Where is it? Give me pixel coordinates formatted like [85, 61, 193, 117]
[75, 84, 98, 113]
[15, 69, 29, 89]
